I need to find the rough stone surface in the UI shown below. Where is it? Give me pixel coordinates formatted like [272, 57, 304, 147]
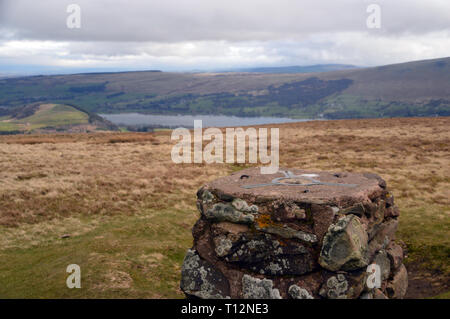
[204, 203, 255, 224]
[180, 249, 230, 299]
[319, 215, 369, 271]
[386, 241, 404, 271]
[288, 285, 314, 299]
[180, 168, 407, 299]
[242, 274, 281, 299]
[319, 274, 350, 299]
[386, 264, 408, 299]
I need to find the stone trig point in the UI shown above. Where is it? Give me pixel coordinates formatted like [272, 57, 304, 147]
[180, 168, 407, 299]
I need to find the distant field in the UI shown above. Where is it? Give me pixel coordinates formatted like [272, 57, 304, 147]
[0, 103, 89, 132]
[0, 117, 448, 298]
[0, 57, 449, 119]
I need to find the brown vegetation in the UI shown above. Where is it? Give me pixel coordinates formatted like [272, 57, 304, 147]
[0, 116, 448, 298]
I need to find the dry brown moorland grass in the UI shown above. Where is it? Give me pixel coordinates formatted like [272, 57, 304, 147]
[0, 117, 448, 298]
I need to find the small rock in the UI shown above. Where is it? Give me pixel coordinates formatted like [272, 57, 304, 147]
[319, 215, 369, 271]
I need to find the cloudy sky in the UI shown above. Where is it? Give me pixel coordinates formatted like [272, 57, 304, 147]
[0, 0, 449, 74]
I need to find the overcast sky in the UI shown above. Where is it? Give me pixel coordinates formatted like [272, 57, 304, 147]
[0, 0, 449, 74]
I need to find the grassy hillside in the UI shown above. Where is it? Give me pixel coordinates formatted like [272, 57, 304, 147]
[0, 104, 89, 132]
[0, 103, 117, 133]
[0, 57, 449, 119]
[0, 117, 448, 298]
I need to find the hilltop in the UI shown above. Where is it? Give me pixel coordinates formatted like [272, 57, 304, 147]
[0, 57, 449, 121]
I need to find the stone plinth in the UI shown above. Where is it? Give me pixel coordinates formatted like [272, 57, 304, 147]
[180, 168, 407, 299]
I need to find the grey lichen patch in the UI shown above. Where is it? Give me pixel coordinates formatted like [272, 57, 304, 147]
[319, 274, 349, 299]
[242, 274, 282, 299]
[180, 249, 230, 299]
[255, 224, 317, 244]
[319, 215, 369, 271]
[223, 235, 279, 263]
[213, 235, 234, 257]
[219, 233, 312, 276]
[204, 203, 254, 224]
[232, 198, 258, 213]
[288, 285, 314, 299]
[200, 189, 215, 203]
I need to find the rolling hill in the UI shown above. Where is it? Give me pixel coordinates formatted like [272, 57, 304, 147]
[0, 103, 117, 134]
[220, 64, 358, 73]
[0, 57, 449, 121]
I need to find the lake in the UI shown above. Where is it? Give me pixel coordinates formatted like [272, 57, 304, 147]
[99, 113, 311, 128]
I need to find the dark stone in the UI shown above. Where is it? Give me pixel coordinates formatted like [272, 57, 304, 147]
[180, 249, 230, 299]
[215, 233, 316, 276]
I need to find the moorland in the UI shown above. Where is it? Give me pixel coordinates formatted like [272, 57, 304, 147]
[0, 117, 448, 298]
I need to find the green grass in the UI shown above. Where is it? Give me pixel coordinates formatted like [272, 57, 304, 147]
[432, 291, 450, 299]
[0, 208, 197, 298]
[0, 104, 89, 132]
[0, 121, 20, 132]
[397, 204, 450, 274]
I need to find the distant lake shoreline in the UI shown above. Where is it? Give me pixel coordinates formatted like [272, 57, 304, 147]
[99, 113, 317, 128]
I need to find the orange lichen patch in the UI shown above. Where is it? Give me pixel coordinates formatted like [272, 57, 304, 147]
[255, 213, 277, 229]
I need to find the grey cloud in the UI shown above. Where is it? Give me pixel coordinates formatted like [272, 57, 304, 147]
[1, 0, 449, 42]
[0, 0, 449, 72]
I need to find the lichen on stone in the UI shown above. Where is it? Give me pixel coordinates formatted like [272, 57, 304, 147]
[242, 274, 281, 299]
[255, 222, 317, 244]
[204, 203, 254, 224]
[232, 198, 258, 213]
[288, 285, 314, 299]
[180, 249, 230, 299]
[319, 215, 369, 271]
[319, 274, 349, 299]
[200, 189, 215, 203]
[213, 235, 234, 257]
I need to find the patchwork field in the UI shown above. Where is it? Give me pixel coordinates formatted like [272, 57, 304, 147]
[0, 117, 448, 298]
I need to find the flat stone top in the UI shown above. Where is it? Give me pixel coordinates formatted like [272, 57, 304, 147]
[204, 167, 385, 206]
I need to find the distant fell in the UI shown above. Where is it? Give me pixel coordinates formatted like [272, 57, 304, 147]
[225, 64, 358, 74]
[0, 56, 449, 121]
